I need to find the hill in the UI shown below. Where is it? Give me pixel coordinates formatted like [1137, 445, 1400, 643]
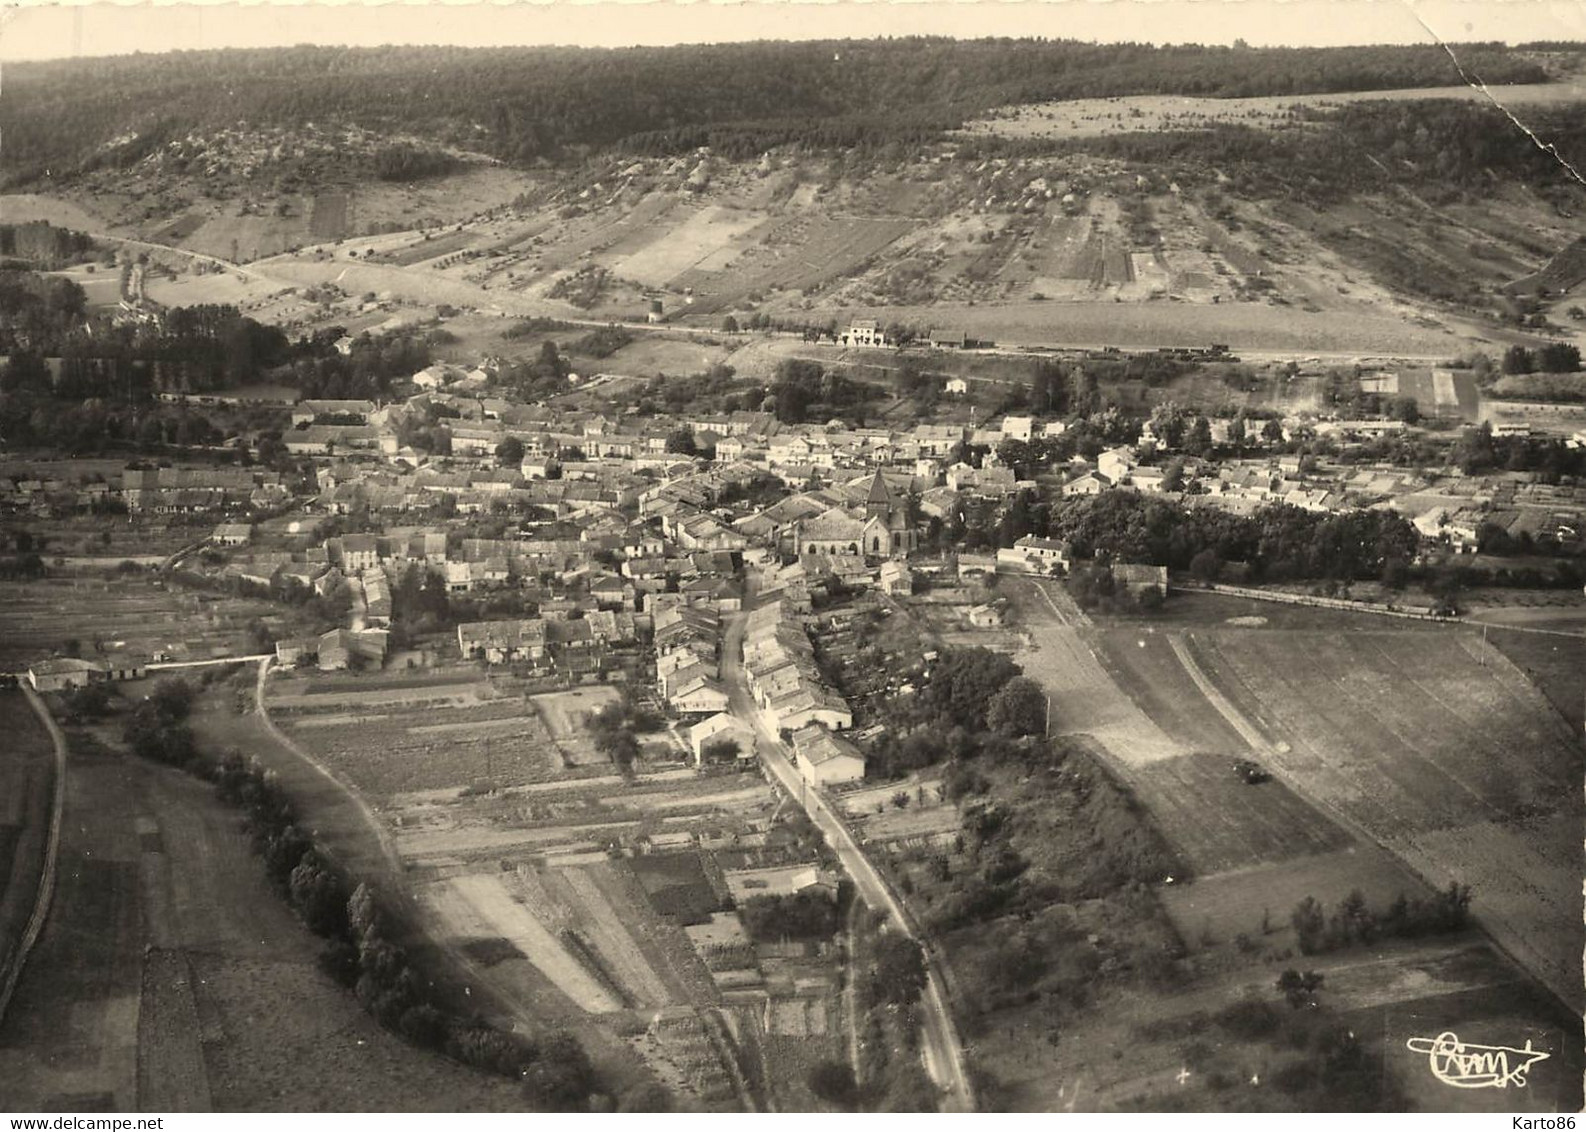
[0, 39, 1564, 184]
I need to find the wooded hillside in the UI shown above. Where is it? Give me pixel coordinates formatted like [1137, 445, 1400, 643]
[0, 39, 1560, 183]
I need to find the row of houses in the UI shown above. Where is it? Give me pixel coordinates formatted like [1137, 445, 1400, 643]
[740, 602, 857, 783]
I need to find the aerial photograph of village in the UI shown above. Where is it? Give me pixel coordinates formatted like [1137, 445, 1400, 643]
[0, 1, 1581, 1116]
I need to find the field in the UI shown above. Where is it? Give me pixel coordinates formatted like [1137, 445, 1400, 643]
[957, 82, 1586, 141]
[1184, 629, 1583, 1011]
[308, 192, 351, 241]
[983, 576, 1584, 1109]
[0, 579, 276, 671]
[0, 692, 54, 1005]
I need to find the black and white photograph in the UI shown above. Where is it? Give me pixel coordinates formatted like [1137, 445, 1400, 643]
[0, 0, 1581, 1116]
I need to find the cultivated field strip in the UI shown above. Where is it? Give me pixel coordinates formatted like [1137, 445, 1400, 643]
[1185, 631, 1577, 830]
[1117, 753, 1353, 875]
[425, 874, 623, 1014]
[1395, 814, 1584, 1014]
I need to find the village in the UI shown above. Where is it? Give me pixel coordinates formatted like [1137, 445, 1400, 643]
[3, 311, 1584, 1114]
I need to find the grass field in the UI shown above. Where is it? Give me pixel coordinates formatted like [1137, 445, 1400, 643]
[957, 82, 1586, 140]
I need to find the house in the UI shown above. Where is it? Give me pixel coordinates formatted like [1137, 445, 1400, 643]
[1001, 416, 1034, 442]
[102, 652, 149, 681]
[1097, 446, 1135, 484]
[670, 675, 730, 716]
[838, 319, 889, 348]
[211, 522, 252, 547]
[1062, 471, 1109, 497]
[317, 629, 354, 671]
[339, 534, 380, 573]
[878, 559, 914, 596]
[791, 724, 866, 786]
[998, 535, 1069, 574]
[967, 601, 1007, 628]
[26, 657, 103, 692]
[688, 712, 756, 763]
[930, 329, 967, 350]
[456, 619, 548, 664]
[944, 377, 969, 396]
[275, 637, 317, 667]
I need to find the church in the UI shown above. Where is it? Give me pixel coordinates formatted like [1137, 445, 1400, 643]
[792, 470, 916, 559]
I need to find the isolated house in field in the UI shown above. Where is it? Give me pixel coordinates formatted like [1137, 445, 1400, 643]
[967, 600, 1008, 628]
[944, 377, 969, 396]
[211, 522, 253, 547]
[26, 657, 104, 692]
[791, 724, 866, 786]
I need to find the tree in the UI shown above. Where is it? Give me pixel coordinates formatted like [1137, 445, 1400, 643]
[1189, 548, 1222, 583]
[867, 932, 927, 1008]
[807, 1060, 860, 1110]
[1501, 344, 1534, 375]
[521, 1031, 596, 1112]
[495, 436, 525, 467]
[1536, 342, 1581, 373]
[1291, 896, 1327, 954]
[700, 737, 741, 763]
[985, 676, 1047, 737]
[664, 426, 698, 456]
[1184, 415, 1214, 456]
[1277, 968, 1325, 1010]
[720, 315, 739, 333]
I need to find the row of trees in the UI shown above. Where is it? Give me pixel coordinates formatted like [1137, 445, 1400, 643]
[1290, 883, 1473, 955]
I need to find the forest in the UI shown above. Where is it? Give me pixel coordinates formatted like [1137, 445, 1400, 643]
[0, 39, 1565, 182]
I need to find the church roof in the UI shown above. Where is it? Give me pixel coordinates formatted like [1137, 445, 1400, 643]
[866, 469, 893, 506]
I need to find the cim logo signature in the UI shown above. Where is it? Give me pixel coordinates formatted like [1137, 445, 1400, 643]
[1406, 1031, 1551, 1090]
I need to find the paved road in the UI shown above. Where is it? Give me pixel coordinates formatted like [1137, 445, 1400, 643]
[720, 607, 975, 1112]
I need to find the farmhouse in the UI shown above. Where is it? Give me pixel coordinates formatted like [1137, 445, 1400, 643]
[791, 724, 866, 786]
[211, 522, 253, 547]
[26, 657, 104, 692]
[670, 675, 730, 716]
[997, 535, 1070, 574]
[838, 319, 889, 348]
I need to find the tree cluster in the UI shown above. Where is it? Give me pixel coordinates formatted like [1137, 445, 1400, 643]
[1290, 883, 1472, 956]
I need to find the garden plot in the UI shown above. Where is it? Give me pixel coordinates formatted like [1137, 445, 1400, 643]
[277, 698, 564, 796]
[423, 873, 623, 1014]
[532, 686, 623, 735]
[0, 581, 272, 670]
